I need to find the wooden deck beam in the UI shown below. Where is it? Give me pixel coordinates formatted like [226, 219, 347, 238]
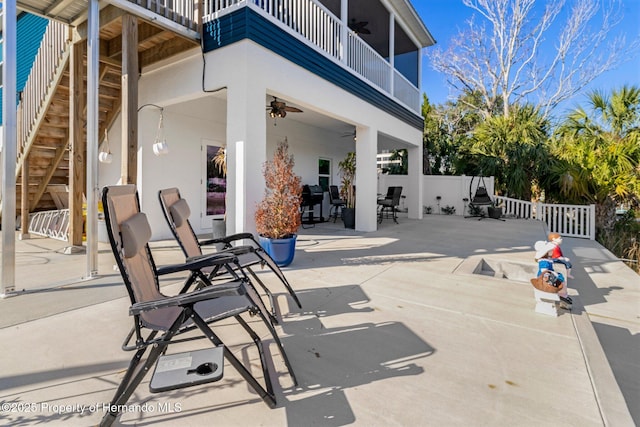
[69, 41, 86, 246]
[121, 14, 138, 185]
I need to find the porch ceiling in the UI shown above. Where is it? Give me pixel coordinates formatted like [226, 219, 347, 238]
[320, 0, 435, 53]
[263, 96, 410, 150]
[15, 0, 91, 25]
[260, 93, 410, 150]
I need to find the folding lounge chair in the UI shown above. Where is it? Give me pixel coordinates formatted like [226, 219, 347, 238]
[99, 185, 296, 427]
[158, 188, 302, 319]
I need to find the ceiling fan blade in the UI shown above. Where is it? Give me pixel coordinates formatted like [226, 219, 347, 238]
[284, 106, 303, 113]
[349, 19, 370, 34]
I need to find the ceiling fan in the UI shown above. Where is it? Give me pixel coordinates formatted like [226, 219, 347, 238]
[341, 130, 357, 141]
[349, 18, 371, 35]
[266, 97, 303, 118]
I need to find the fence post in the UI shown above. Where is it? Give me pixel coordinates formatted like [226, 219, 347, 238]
[589, 204, 596, 240]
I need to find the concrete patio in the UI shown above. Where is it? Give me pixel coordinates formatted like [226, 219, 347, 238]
[0, 214, 638, 426]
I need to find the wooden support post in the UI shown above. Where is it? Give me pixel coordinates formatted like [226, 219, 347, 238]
[69, 40, 86, 248]
[121, 14, 138, 185]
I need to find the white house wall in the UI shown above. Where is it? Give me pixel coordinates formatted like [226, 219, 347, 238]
[205, 40, 423, 231]
[98, 52, 228, 240]
[99, 37, 424, 239]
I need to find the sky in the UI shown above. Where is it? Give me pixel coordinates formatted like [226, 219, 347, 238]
[413, 0, 640, 113]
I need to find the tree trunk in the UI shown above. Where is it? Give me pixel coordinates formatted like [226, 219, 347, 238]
[595, 195, 617, 235]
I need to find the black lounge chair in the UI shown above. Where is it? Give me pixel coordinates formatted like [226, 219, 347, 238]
[99, 185, 296, 427]
[158, 187, 302, 322]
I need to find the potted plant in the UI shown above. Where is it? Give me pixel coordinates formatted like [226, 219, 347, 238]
[255, 139, 302, 266]
[338, 151, 356, 228]
[488, 200, 503, 219]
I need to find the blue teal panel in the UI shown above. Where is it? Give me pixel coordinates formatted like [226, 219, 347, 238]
[17, 13, 49, 91]
[203, 8, 423, 130]
[0, 12, 49, 125]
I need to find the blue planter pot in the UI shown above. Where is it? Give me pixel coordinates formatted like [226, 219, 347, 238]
[258, 235, 297, 267]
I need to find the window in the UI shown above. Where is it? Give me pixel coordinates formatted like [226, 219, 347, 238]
[318, 158, 331, 191]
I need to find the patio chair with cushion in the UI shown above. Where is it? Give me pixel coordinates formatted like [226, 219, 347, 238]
[158, 188, 302, 321]
[99, 185, 296, 427]
[377, 186, 402, 224]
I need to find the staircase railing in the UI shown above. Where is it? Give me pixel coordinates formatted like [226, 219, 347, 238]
[17, 20, 71, 166]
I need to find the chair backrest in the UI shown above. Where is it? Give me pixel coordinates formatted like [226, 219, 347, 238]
[329, 185, 341, 203]
[103, 185, 181, 330]
[158, 188, 204, 259]
[391, 186, 402, 206]
[383, 186, 395, 199]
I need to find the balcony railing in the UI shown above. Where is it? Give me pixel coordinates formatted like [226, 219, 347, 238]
[126, 0, 199, 31]
[203, 0, 420, 113]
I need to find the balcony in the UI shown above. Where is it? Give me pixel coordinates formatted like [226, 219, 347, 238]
[202, 0, 424, 114]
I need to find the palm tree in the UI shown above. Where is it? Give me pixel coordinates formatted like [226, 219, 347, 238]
[468, 104, 550, 200]
[551, 86, 640, 234]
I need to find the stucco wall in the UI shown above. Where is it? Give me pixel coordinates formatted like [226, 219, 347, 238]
[98, 38, 423, 239]
[378, 174, 496, 217]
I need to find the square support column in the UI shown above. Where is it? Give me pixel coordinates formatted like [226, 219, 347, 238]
[225, 84, 267, 236]
[355, 125, 378, 232]
[407, 144, 423, 219]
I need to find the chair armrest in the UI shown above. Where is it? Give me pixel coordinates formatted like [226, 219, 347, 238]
[156, 253, 237, 276]
[219, 246, 254, 256]
[129, 281, 244, 315]
[200, 232, 254, 247]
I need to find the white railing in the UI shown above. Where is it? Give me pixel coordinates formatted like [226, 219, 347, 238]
[28, 209, 70, 241]
[18, 21, 70, 159]
[495, 195, 595, 240]
[393, 69, 420, 111]
[346, 32, 391, 93]
[203, 0, 420, 114]
[536, 202, 596, 240]
[494, 195, 533, 220]
[127, 0, 199, 31]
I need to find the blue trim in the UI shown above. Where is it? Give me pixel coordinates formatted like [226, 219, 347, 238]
[0, 13, 49, 125]
[203, 8, 423, 130]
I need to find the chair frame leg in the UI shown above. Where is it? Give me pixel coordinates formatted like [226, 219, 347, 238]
[255, 252, 302, 309]
[245, 266, 278, 323]
[100, 305, 284, 426]
[192, 313, 278, 407]
[249, 307, 298, 387]
[100, 327, 179, 427]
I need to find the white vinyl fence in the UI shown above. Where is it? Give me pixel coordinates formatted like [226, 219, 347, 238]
[378, 175, 596, 240]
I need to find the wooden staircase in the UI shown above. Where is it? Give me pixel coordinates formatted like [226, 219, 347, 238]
[5, 6, 199, 220]
[17, 50, 123, 214]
